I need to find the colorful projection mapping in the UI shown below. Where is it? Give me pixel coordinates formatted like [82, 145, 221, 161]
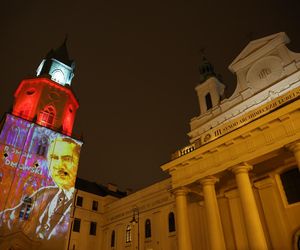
[0, 114, 82, 248]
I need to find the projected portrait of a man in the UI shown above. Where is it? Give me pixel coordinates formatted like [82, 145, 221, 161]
[0, 131, 81, 249]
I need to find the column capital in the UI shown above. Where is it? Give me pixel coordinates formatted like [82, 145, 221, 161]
[230, 163, 253, 175]
[173, 187, 190, 197]
[199, 175, 219, 186]
[286, 140, 300, 152]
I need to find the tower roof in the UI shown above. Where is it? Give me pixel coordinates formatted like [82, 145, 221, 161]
[46, 38, 74, 67]
[198, 55, 217, 83]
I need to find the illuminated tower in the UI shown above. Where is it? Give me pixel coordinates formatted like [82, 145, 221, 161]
[195, 56, 225, 115]
[0, 41, 83, 250]
[12, 40, 78, 136]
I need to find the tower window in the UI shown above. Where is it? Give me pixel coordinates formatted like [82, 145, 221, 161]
[280, 167, 300, 204]
[51, 69, 65, 84]
[90, 222, 97, 236]
[38, 106, 56, 127]
[145, 219, 151, 238]
[205, 93, 213, 110]
[111, 230, 115, 247]
[73, 218, 81, 232]
[168, 212, 176, 232]
[125, 225, 132, 243]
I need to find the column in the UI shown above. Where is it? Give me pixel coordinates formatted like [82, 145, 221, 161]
[174, 187, 193, 250]
[231, 164, 268, 250]
[286, 142, 300, 171]
[200, 176, 226, 250]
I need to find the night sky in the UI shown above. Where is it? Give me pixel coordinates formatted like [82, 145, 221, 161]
[1, 1, 300, 191]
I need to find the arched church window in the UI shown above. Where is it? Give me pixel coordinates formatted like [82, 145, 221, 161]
[168, 212, 176, 232]
[145, 219, 151, 238]
[111, 230, 115, 247]
[125, 225, 132, 243]
[39, 105, 56, 127]
[205, 92, 213, 110]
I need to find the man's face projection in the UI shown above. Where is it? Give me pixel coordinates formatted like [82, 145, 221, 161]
[48, 138, 79, 190]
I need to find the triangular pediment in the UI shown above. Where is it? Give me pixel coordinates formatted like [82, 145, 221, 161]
[229, 32, 289, 73]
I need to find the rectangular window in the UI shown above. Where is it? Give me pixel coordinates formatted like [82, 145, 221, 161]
[92, 200, 98, 211]
[280, 168, 300, 204]
[76, 196, 83, 207]
[73, 218, 81, 232]
[90, 222, 97, 236]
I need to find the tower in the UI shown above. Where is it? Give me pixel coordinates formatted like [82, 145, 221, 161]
[0, 41, 83, 250]
[195, 56, 225, 115]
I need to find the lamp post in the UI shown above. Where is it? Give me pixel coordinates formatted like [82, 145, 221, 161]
[130, 207, 140, 250]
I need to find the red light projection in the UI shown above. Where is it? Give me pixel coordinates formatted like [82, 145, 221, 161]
[12, 77, 79, 136]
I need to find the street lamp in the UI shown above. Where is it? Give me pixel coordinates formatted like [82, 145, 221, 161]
[130, 207, 140, 250]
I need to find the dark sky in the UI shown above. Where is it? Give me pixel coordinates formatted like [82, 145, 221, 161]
[1, 1, 300, 191]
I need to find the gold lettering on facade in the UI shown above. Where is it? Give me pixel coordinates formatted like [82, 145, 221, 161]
[174, 86, 300, 159]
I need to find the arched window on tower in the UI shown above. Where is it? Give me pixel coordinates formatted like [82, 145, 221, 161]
[205, 92, 213, 111]
[145, 219, 151, 238]
[38, 105, 56, 128]
[111, 230, 115, 248]
[168, 212, 176, 233]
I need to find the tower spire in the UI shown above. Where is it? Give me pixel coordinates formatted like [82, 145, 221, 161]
[36, 38, 75, 86]
[198, 52, 217, 83]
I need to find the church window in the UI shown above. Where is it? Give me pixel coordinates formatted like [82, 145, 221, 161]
[111, 230, 116, 247]
[168, 212, 176, 232]
[92, 200, 98, 211]
[145, 219, 151, 238]
[205, 93, 213, 110]
[280, 167, 300, 204]
[90, 221, 97, 235]
[38, 105, 56, 127]
[73, 218, 81, 232]
[125, 225, 132, 243]
[19, 196, 33, 220]
[76, 196, 83, 207]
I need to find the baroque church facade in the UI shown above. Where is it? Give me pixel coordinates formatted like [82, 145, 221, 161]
[69, 32, 300, 250]
[0, 32, 300, 250]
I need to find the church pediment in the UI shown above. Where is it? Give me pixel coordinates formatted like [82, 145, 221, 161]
[229, 32, 289, 73]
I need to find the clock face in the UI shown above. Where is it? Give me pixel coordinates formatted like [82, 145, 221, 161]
[51, 69, 65, 85]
